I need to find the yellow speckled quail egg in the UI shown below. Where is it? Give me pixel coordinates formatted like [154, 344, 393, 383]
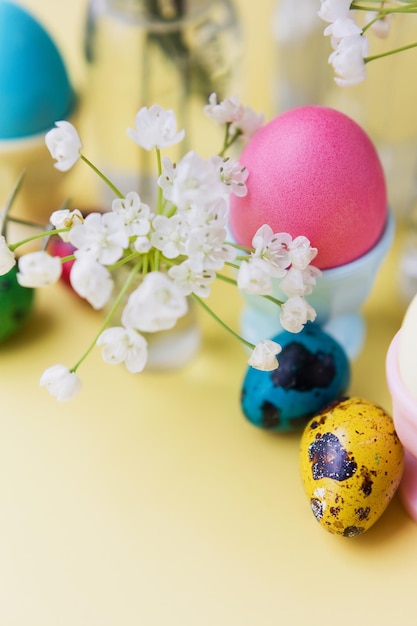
[299, 397, 404, 537]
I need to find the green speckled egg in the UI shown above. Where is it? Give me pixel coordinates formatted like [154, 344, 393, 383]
[300, 397, 404, 537]
[0, 266, 34, 342]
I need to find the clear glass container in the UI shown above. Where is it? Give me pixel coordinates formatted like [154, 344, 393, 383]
[83, 0, 242, 207]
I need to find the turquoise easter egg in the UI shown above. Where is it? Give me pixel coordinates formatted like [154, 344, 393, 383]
[0, 0, 75, 138]
[241, 324, 350, 432]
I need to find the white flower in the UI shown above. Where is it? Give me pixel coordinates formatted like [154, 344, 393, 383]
[237, 258, 272, 295]
[329, 34, 369, 86]
[121, 271, 188, 332]
[229, 106, 264, 141]
[279, 296, 317, 333]
[248, 339, 282, 371]
[251, 225, 291, 278]
[69, 212, 129, 265]
[17, 251, 62, 287]
[203, 93, 244, 124]
[40, 364, 82, 402]
[279, 266, 321, 298]
[151, 214, 187, 259]
[318, 0, 352, 23]
[210, 156, 248, 197]
[288, 235, 318, 269]
[70, 258, 113, 309]
[365, 12, 392, 39]
[186, 226, 235, 272]
[97, 327, 148, 373]
[324, 17, 363, 42]
[49, 208, 84, 241]
[127, 104, 185, 151]
[111, 191, 151, 237]
[0, 235, 16, 275]
[168, 260, 216, 297]
[159, 151, 225, 210]
[45, 121, 82, 172]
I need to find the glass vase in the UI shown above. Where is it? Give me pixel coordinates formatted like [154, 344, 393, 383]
[104, 262, 201, 371]
[83, 0, 243, 208]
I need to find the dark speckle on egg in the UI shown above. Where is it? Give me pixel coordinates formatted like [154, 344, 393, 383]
[308, 432, 358, 481]
[270, 342, 336, 391]
[241, 324, 350, 432]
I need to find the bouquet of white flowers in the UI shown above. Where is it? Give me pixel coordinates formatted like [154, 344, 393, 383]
[0, 95, 320, 402]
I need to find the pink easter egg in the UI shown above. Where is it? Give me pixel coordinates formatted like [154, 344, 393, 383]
[229, 105, 387, 270]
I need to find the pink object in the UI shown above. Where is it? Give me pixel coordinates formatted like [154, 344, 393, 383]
[229, 105, 387, 270]
[386, 330, 417, 521]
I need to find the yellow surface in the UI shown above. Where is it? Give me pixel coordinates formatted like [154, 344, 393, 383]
[1, 1, 417, 625]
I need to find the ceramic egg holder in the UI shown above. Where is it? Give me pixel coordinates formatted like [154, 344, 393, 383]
[386, 297, 417, 523]
[240, 209, 395, 361]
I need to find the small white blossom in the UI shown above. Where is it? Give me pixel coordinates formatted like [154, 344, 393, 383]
[70, 258, 113, 309]
[279, 296, 317, 333]
[49, 208, 84, 241]
[40, 364, 82, 402]
[69, 212, 128, 265]
[45, 121, 82, 172]
[97, 327, 148, 373]
[365, 12, 392, 39]
[122, 271, 188, 333]
[186, 226, 235, 272]
[0, 235, 16, 275]
[230, 106, 264, 141]
[204, 93, 244, 124]
[288, 236, 318, 269]
[248, 339, 282, 371]
[168, 260, 216, 297]
[211, 156, 248, 197]
[324, 17, 363, 42]
[251, 225, 291, 277]
[159, 151, 225, 210]
[17, 251, 62, 287]
[279, 266, 321, 298]
[329, 34, 369, 86]
[127, 105, 185, 151]
[318, 0, 352, 23]
[151, 214, 187, 259]
[111, 191, 151, 237]
[237, 258, 272, 295]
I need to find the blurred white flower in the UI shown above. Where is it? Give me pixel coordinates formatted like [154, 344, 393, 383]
[248, 340, 282, 371]
[45, 121, 82, 172]
[204, 93, 244, 124]
[40, 364, 82, 402]
[0, 235, 16, 275]
[17, 251, 62, 287]
[237, 258, 272, 295]
[69, 212, 129, 265]
[211, 156, 248, 197]
[168, 260, 216, 297]
[112, 192, 151, 237]
[127, 104, 185, 150]
[279, 296, 317, 333]
[49, 208, 84, 241]
[97, 327, 148, 373]
[229, 106, 264, 141]
[70, 258, 114, 309]
[122, 271, 188, 332]
[329, 33, 369, 86]
[318, 0, 352, 23]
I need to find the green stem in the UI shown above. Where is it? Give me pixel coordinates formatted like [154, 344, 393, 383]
[71, 260, 142, 373]
[365, 39, 417, 62]
[9, 227, 70, 251]
[81, 155, 124, 199]
[192, 293, 254, 350]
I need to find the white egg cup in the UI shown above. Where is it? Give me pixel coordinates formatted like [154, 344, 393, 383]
[240, 209, 395, 360]
[386, 330, 417, 522]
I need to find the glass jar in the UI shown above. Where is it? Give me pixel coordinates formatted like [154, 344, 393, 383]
[83, 0, 243, 208]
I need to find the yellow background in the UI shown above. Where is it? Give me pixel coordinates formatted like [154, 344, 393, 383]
[1, 1, 416, 625]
